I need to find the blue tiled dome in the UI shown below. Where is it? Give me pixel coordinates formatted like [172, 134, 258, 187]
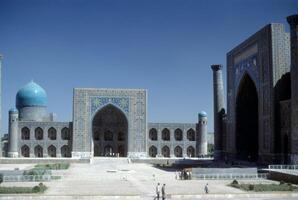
[199, 111, 207, 118]
[16, 81, 47, 109]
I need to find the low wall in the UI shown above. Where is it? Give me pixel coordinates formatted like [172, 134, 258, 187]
[192, 167, 258, 175]
[131, 158, 213, 166]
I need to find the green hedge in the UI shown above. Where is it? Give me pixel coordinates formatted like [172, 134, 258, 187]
[23, 169, 50, 176]
[34, 163, 70, 170]
[0, 183, 47, 194]
[229, 180, 298, 192]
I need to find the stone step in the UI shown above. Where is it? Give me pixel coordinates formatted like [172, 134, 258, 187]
[90, 157, 130, 165]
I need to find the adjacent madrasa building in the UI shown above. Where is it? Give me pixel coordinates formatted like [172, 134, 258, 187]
[212, 15, 298, 164]
[6, 81, 208, 158]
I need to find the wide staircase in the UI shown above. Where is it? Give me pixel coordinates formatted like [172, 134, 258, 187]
[90, 157, 130, 165]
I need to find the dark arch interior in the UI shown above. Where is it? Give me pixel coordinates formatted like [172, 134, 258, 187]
[92, 104, 128, 157]
[236, 74, 259, 161]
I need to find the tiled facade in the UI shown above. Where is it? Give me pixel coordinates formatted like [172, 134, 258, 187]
[7, 87, 208, 159]
[17, 122, 72, 158]
[147, 123, 197, 158]
[223, 21, 297, 164]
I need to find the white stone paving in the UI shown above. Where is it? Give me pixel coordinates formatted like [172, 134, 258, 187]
[0, 159, 297, 199]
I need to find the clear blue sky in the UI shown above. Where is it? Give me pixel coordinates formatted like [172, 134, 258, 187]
[0, 0, 297, 134]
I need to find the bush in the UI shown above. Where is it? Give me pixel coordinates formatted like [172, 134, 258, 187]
[279, 181, 285, 185]
[231, 179, 238, 185]
[248, 184, 254, 191]
[32, 183, 47, 193]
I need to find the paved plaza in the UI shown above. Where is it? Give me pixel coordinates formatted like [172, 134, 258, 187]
[1, 158, 298, 199]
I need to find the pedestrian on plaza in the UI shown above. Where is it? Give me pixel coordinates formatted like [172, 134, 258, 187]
[162, 183, 166, 200]
[156, 183, 161, 200]
[204, 183, 209, 194]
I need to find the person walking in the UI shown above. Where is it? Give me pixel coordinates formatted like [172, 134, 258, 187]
[162, 183, 166, 200]
[204, 183, 209, 194]
[156, 183, 161, 200]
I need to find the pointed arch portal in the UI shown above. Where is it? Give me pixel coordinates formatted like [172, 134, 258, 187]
[236, 73, 259, 161]
[92, 104, 128, 157]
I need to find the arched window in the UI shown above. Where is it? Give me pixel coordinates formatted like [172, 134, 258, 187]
[48, 127, 57, 140]
[161, 146, 170, 157]
[35, 127, 43, 140]
[174, 129, 183, 141]
[21, 127, 30, 140]
[61, 145, 71, 157]
[118, 132, 125, 141]
[34, 145, 43, 157]
[162, 128, 170, 141]
[174, 146, 183, 157]
[187, 129, 195, 141]
[187, 146, 195, 157]
[94, 130, 100, 140]
[94, 144, 101, 156]
[21, 145, 30, 157]
[61, 127, 70, 140]
[149, 128, 158, 141]
[48, 145, 56, 157]
[104, 131, 113, 141]
[149, 146, 157, 157]
[118, 145, 125, 157]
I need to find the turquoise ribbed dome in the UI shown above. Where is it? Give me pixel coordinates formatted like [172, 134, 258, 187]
[16, 81, 47, 109]
[199, 111, 207, 118]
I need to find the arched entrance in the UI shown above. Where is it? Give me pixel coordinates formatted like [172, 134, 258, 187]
[236, 73, 259, 161]
[149, 146, 157, 157]
[92, 104, 128, 157]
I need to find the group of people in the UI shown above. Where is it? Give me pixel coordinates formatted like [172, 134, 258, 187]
[155, 183, 166, 200]
[175, 169, 192, 180]
[154, 182, 209, 199]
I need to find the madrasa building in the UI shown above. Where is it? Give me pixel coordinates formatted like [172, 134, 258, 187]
[212, 15, 298, 164]
[5, 81, 208, 159]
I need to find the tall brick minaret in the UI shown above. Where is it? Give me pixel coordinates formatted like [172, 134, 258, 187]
[0, 55, 2, 157]
[211, 64, 225, 160]
[287, 15, 298, 163]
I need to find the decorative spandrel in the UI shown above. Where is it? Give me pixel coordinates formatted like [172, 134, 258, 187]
[235, 54, 258, 77]
[90, 96, 129, 115]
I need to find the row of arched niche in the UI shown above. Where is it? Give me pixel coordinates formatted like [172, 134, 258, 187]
[149, 128, 196, 141]
[21, 127, 70, 140]
[148, 145, 195, 158]
[20, 145, 71, 158]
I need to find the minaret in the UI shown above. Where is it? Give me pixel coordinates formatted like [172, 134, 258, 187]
[287, 15, 298, 162]
[197, 111, 208, 156]
[211, 64, 225, 160]
[8, 108, 19, 157]
[0, 55, 2, 157]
